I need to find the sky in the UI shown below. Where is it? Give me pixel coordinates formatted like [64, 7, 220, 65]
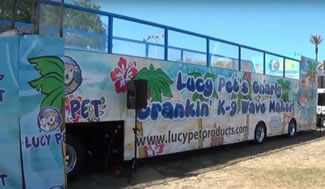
[86, 0, 325, 62]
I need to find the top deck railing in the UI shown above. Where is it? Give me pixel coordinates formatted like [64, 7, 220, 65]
[1, 0, 301, 79]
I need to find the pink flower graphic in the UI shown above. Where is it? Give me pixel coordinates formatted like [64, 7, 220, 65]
[65, 94, 83, 123]
[144, 141, 165, 157]
[110, 57, 138, 93]
[210, 136, 224, 147]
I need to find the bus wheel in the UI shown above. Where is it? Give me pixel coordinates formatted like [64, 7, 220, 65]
[288, 120, 297, 137]
[66, 134, 86, 179]
[254, 122, 266, 144]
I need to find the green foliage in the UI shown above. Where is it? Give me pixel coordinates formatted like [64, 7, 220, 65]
[41, 0, 106, 50]
[278, 79, 291, 102]
[0, 0, 32, 23]
[28, 56, 64, 111]
[188, 72, 219, 102]
[231, 74, 253, 114]
[307, 59, 317, 72]
[1, 0, 106, 50]
[135, 64, 173, 102]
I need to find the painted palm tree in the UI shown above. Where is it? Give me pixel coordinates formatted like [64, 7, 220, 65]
[134, 64, 173, 157]
[231, 72, 252, 141]
[28, 56, 65, 111]
[278, 79, 291, 134]
[188, 72, 218, 149]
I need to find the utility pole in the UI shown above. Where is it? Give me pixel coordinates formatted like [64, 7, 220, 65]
[32, 0, 40, 34]
[143, 34, 164, 58]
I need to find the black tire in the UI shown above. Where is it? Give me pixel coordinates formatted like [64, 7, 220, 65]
[66, 134, 87, 180]
[288, 120, 297, 137]
[254, 122, 266, 144]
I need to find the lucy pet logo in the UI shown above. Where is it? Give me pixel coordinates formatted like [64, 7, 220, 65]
[62, 56, 82, 96]
[65, 94, 106, 123]
[0, 173, 7, 187]
[269, 59, 280, 72]
[0, 74, 5, 103]
[38, 107, 62, 132]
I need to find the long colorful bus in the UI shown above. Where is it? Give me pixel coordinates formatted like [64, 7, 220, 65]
[0, 1, 317, 189]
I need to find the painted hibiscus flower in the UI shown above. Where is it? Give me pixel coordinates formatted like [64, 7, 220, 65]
[243, 72, 251, 82]
[65, 94, 83, 123]
[110, 57, 138, 93]
[144, 141, 165, 157]
[210, 136, 224, 147]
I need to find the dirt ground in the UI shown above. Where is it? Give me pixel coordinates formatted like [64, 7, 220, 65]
[146, 133, 325, 189]
[68, 131, 325, 189]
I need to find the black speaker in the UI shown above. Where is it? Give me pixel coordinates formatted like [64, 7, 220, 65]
[127, 79, 148, 109]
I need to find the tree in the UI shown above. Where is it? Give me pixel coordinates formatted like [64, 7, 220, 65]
[188, 72, 218, 149]
[0, 0, 106, 50]
[134, 64, 173, 158]
[310, 35, 323, 85]
[0, 0, 32, 23]
[310, 34, 323, 62]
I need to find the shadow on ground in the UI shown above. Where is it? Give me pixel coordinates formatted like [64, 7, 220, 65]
[68, 131, 325, 189]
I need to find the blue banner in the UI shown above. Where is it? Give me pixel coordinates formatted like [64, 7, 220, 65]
[19, 36, 65, 189]
[0, 37, 22, 188]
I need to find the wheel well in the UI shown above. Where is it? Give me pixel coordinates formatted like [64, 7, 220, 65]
[66, 121, 124, 170]
[289, 118, 297, 126]
[255, 121, 267, 136]
[289, 118, 297, 131]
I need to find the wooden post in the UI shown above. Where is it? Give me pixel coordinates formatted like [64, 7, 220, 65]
[59, 0, 64, 37]
[11, 0, 17, 29]
[32, 0, 40, 34]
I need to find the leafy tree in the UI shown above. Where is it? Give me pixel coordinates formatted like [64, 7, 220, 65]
[310, 34, 323, 63]
[0, 0, 106, 50]
[0, 0, 32, 23]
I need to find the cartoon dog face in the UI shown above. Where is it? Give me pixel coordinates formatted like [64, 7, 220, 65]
[65, 64, 79, 86]
[38, 107, 62, 132]
[40, 117, 49, 130]
[43, 111, 59, 127]
[270, 59, 279, 71]
[63, 56, 82, 96]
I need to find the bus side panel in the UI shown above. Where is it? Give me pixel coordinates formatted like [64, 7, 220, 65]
[19, 36, 65, 189]
[297, 57, 317, 131]
[124, 62, 299, 160]
[63, 49, 125, 123]
[60, 50, 305, 160]
[0, 37, 23, 189]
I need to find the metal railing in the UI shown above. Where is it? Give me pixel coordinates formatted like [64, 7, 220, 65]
[1, 0, 301, 79]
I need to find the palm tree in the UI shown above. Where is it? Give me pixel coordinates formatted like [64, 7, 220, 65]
[310, 35, 322, 87]
[278, 79, 291, 134]
[188, 72, 218, 149]
[231, 72, 252, 141]
[310, 35, 323, 63]
[134, 64, 173, 158]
